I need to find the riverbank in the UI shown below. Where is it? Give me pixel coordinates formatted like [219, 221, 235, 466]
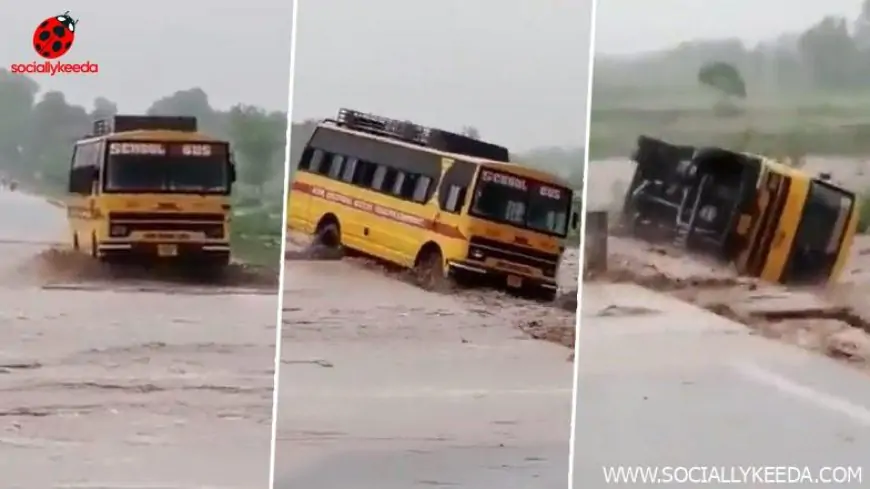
[588, 102, 870, 160]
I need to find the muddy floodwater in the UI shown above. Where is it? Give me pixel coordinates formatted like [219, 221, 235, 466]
[0, 190, 277, 488]
[275, 234, 579, 488]
[586, 155, 870, 369]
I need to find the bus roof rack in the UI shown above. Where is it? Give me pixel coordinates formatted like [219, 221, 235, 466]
[332, 108, 510, 162]
[92, 115, 198, 137]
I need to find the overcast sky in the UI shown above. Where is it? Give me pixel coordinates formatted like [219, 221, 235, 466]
[596, 0, 865, 55]
[2, 0, 292, 112]
[291, 0, 593, 150]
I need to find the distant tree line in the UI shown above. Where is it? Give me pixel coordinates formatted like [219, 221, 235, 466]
[0, 69, 287, 198]
[595, 0, 870, 93]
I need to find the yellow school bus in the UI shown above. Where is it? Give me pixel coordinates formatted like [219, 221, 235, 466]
[287, 109, 580, 300]
[623, 136, 858, 284]
[66, 115, 237, 267]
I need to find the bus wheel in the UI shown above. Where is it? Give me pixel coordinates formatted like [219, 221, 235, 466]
[311, 218, 344, 259]
[414, 246, 450, 292]
[314, 219, 340, 248]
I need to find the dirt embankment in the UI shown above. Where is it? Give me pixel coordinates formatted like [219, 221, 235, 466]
[587, 235, 870, 370]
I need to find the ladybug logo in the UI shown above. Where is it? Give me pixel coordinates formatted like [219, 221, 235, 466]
[32, 11, 78, 60]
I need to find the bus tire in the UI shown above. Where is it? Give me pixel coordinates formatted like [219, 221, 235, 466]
[413, 244, 450, 291]
[314, 216, 341, 249]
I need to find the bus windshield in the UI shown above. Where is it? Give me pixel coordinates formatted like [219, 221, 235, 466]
[103, 141, 230, 194]
[470, 168, 572, 237]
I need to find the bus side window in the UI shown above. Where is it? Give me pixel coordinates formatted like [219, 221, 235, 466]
[313, 150, 329, 175]
[68, 146, 80, 193]
[398, 173, 420, 200]
[341, 157, 358, 183]
[327, 154, 345, 179]
[391, 172, 406, 197]
[444, 185, 466, 213]
[354, 160, 378, 188]
[70, 143, 97, 195]
[372, 165, 388, 190]
[300, 148, 325, 173]
[412, 176, 432, 203]
[298, 148, 312, 170]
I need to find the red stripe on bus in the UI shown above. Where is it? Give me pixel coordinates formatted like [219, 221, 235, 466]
[290, 181, 465, 240]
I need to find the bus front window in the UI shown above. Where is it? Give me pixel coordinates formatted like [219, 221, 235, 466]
[470, 169, 571, 237]
[105, 153, 229, 194]
[526, 186, 570, 235]
[471, 179, 528, 226]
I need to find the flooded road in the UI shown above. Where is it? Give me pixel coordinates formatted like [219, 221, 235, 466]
[575, 283, 870, 487]
[276, 238, 578, 488]
[0, 190, 276, 488]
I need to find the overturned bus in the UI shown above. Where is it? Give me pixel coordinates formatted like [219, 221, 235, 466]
[621, 136, 858, 285]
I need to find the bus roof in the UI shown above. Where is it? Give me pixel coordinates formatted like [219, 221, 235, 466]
[76, 129, 226, 144]
[319, 122, 573, 188]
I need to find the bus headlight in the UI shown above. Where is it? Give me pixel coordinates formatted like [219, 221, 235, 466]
[205, 226, 224, 239]
[109, 225, 128, 237]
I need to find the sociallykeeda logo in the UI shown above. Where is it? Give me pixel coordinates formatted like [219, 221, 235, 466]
[10, 61, 99, 76]
[10, 10, 99, 76]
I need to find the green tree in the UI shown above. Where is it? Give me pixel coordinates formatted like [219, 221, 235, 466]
[697, 61, 747, 97]
[0, 70, 39, 170]
[227, 104, 286, 196]
[146, 87, 222, 136]
[91, 96, 118, 120]
[461, 126, 481, 139]
[798, 16, 864, 89]
[25, 91, 89, 185]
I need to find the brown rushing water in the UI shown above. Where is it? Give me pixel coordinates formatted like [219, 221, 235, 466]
[275, 233, 578, 487]
[0, 189, 276, 488]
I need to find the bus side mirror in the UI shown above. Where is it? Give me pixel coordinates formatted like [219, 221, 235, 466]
[571, 212, 580, 230]
[229, 163, 237, 183]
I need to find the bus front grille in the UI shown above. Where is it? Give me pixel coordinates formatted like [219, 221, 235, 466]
[108, 212, 225, 238]
[467, 236, 560, 277]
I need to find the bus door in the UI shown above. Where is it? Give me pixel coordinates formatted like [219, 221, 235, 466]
[736, 167, 791, 278]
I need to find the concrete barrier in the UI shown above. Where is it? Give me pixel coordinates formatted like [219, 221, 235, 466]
[583, 210, 608, 277]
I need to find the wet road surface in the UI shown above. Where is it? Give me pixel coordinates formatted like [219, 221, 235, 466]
[276, 243, 578, 488]
[575, 284, 870, 487]
[0, 190, 276, 488]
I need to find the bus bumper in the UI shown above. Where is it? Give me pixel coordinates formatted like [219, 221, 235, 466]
[446, 259, 559, 299]
[98, 241, 231, 263]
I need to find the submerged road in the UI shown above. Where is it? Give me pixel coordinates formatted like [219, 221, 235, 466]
[0, 189, 276, 488]
[574, 283, 870, 487]
[276, 250, 578, 488]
